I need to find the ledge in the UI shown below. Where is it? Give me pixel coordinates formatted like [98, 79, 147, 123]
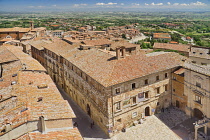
[115, 109, 122, 113]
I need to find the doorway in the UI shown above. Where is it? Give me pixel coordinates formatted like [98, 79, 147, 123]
[145, 106, 150, 116]
[194, 108, 204, 120]
[176, 100, 180, 108]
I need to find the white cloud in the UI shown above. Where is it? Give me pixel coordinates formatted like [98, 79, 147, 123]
[173, 3, 179, 6]
[167, 2, 171, 5]
[73, 4, 80, 7]
[190, 1, 206, 6]
[52, 5, 57, 7]
[120, 3, 124, 5]
[180, 3, 189, 6]
[156, 3, 163, 5]
[107, 2, 117, 5]
[132, 3, 140, 6]
[150, 2, 163, 6]
[96, 3, 105, 5]
[73, 4, 88, 7]
[95, 2, 117, 6]
[171, 1, 206, 7]
[145, 3, 149, 6]
[28, 6, 35, 8]
[37, 6, 45, 8]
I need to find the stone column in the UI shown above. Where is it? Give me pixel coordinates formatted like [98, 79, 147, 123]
[204, 126, 207, 135]
[194, 127, 197, 140]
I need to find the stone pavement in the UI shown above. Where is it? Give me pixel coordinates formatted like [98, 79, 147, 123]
[57, 86, 110, 140]
[111, 115, 182, 140]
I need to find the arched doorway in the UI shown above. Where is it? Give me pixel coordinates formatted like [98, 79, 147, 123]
[87, 104, 91, 116]
[176, 100, 180, 108]
[145, 106, 150, 116]
[194, 108, 204, 119]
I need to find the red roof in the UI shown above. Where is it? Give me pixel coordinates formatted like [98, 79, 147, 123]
[153, 43, 190, 52]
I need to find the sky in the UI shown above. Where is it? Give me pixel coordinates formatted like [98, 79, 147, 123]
[0, 0, 210, 12]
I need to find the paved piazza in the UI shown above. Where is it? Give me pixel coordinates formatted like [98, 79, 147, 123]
[111, 115, 182, 140]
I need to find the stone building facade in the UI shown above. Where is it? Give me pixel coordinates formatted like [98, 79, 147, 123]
[189, 46, 210, 66]
[184, 62, 210, 127]
[172, 68, 187, 112]
[31, 39, 184, 136]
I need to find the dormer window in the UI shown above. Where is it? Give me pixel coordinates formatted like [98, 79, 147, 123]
[165, 73, 168, 78]
[132, 83, 136, 89]
[145, 79, 148, 85]
[115, 88, 120, 94]
[156, 76, 159, 81]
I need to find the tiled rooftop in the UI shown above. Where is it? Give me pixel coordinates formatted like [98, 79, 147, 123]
[0, 27, 30, 33]
[44, 39, 79, 55]
[153, 33, 171, 39]
[4, 44, 46, 71]
[82, 39, 111, 46]
[29, 40, 51, 50]
[16, 128, 82, 140]
[110, 40, 138, 50]
[174, 68, 185, 75]
[61, 48, 184, 87]
[0, 46, 19, 63]
[0, 46, 79, 139]
[153, 43, 190, 52]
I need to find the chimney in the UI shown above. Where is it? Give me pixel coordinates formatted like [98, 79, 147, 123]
[30, 21, 34, 30]
[116, 46, 126, 60]
[39, 116, 46, 133]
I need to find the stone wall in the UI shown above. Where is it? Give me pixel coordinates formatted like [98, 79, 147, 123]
[184, 68, 210, 121]
[172, 72, 187, 112]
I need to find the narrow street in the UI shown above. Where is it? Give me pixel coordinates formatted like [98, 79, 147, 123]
[57, 86, 110, 140]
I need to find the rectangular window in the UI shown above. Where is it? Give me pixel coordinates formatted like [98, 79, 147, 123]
[195, 95, 201, 104]
[132, 83, 136, 89]
[165, 73, 168, 78]
[196, 82, 201, 88]
[115, 102, 121, 111]
[145, 79, 148, 85]
[165, 85, 168, 91]
[192, 61, 196, 64]
[144, 91, 149, 98]
[156, 87, 160, 94]
[115, 88, 120, 94]
[156, 76, 159, 81]
[131, 96, 137, 105]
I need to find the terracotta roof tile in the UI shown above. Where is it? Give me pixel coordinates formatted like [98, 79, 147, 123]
[153, 33, 171, 39]
[153, 43, 190, 52]
[16, 128, 82, 140]
[4, 45, 46, 71]
[61, 48, 184, 87]
[0, 27, 30, 33]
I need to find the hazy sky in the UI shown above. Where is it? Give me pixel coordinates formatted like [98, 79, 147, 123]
[1, 0, 210, 12]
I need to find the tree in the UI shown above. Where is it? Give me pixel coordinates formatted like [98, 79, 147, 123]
[122, 34, 126, 39]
